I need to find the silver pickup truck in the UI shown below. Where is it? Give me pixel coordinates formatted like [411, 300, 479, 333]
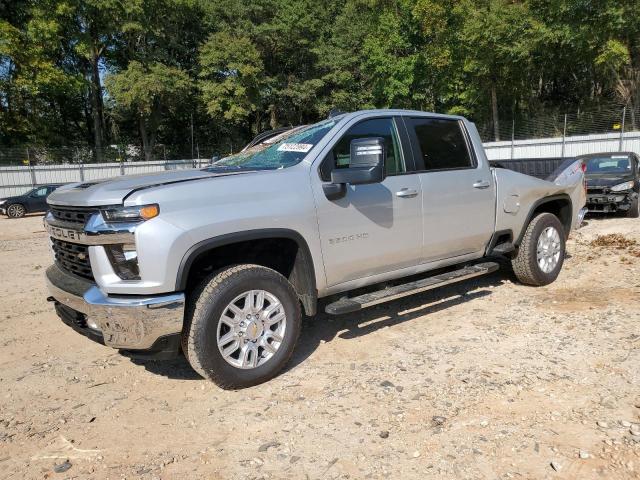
[44, 109, 586, 388]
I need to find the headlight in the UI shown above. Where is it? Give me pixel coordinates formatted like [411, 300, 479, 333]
[101, 204, 159, 222]
[0, 200, 5, 205]
[610, 181, 635, 192]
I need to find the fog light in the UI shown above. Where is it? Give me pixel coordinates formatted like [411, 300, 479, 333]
[106, 244, 140, 280]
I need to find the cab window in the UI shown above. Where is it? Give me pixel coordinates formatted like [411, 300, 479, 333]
[407, 118, 474, 171]
[31, 187, 48, 197]
[321, 117, 405, 181]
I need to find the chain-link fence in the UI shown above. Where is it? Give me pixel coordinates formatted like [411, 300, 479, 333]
[0, 143, 239, 166]
[476, 104, 640, 143]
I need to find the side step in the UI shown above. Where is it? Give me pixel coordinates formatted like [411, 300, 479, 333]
[491, 242, 515, 255]
[324, 262, 499, 315]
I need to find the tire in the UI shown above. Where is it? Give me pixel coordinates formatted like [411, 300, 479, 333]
[627, 197, 639, 218]
[6, 203, 25, 218]
[182, 264, 301, 389]
[511, 212, 566, 286]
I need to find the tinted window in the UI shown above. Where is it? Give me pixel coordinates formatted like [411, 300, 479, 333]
[32, 187, 48, 197]
[409, 118, 473, 171]
[322, 118, 404, 180]
[585, 155, 631, 174]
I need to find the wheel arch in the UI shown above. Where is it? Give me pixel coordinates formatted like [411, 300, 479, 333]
[515, 194, 573, 245]
[176, 229, 317, 316]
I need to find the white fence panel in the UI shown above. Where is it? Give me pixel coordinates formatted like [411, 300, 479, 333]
[484, 131, 640, 160]
[0, 159, 207, 198]
[2, 131, 639, 199]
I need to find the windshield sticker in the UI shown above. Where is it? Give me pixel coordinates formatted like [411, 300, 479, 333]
[277, 143, 313, 153]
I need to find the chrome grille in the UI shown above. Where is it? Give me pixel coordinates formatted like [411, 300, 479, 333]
[49, 206, 97, 226]
[51, 238, 93, 281]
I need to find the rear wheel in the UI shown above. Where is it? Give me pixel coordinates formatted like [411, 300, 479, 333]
[627, 197, 639, 218]
[6, 204, 25, 218]
[182, 264, 301, 389]
[512, 212, 565, 286]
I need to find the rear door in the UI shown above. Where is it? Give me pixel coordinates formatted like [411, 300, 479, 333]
[402, 116, 495, 262]
[312, 116, 423, 287]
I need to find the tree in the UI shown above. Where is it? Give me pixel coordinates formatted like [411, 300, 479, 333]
[198, 31, 264, 132]
[460, 0, 535, 141]
[106, 61, 191, 161]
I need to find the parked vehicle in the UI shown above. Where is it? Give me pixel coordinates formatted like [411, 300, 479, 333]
[0, 184, 63, 218]
[580, 152, 639, 217]
[43, 109, 587, 388]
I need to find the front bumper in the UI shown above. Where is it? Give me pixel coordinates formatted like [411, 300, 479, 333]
[46, 264, 185, 353]
[587, 191, 638, 212]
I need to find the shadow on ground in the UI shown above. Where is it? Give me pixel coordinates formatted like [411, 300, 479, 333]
[129, 265, 507, 381]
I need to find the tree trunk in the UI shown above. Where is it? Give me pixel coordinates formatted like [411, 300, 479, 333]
[139, 117, 152, 162]
[89, 46, 104, 162]
[269, 104, 277, 130]
[491, 83, 500, 141]
[139, 103, 162, 162]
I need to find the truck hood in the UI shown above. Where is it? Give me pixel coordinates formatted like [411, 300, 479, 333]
[47, 168, 250, 207]
[585, 173, 635, 188]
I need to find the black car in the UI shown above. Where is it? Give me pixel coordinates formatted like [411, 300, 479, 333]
[0, 184, 63, 218]
[581, 152, 640, 218]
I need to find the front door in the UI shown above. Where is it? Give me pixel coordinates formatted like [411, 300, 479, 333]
[28, 186, 49, 213]
[312, 117, 423, 287]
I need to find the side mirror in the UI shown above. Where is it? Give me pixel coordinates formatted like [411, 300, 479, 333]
[330, 137, 386, 185]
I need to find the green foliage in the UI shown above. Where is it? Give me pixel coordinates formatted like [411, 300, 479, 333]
[199, 32, 263, 124]
[2, 0, 640, 153]
[107, 61, 191, 116]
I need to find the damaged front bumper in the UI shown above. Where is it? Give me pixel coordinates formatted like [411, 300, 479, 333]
[586, 191, 638, 213]
[46, 264, 184, 359]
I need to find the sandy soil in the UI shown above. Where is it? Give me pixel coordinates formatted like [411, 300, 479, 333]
[0, 214, 639, 479]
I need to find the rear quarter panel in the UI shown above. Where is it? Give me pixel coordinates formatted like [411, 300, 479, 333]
[493, 165, 586, 241]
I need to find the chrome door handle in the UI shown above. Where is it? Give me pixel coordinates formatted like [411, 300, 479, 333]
[473, 180, 491, 189]
[396, 188, 418, 198]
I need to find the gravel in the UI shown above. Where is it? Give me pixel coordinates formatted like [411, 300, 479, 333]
[1, 215, 640, 479]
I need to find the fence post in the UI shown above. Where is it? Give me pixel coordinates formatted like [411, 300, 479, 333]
[560, 114, 567, 159]
[510, 118, 515, 160]
[79, 162, 85, 182]
[27, 148, 36, 187]
[120, 159, 125, 176]
[619, 106, 626, 151]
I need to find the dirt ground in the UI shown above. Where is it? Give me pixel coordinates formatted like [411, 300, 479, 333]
[1, 214, 639, 480]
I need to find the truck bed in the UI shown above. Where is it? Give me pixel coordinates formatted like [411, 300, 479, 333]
[489, 157, 577, 181]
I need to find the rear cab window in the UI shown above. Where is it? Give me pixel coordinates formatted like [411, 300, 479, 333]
[405, 117, 475, 172]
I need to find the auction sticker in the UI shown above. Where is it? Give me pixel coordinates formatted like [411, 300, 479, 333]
[277, 143, 313, 153]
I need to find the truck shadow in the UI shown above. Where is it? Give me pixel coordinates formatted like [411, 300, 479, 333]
[129, 261, 510, 381]
[285, 267, 506, 373]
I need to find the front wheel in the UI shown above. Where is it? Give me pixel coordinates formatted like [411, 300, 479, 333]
[511, 212, 566, 286]
[182, 264, 301, 389]
[6, 204, 25, 218]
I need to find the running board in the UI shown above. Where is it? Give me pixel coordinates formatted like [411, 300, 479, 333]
[324, 262, 500, 315]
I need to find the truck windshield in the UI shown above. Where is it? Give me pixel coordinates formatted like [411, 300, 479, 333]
[585, 155, 632, 174]
[208, 119, 337, 171]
